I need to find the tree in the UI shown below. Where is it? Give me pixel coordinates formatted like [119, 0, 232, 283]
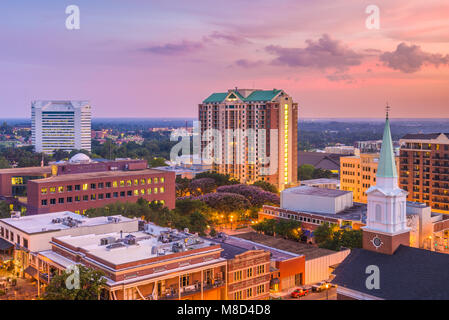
[314, 223, 334, 244]
[298, 164, 315, 180]
[252, 181, 278, 194]
[52, 149, 70, 161]
[175, 199, 211, 217]
[0, 201, 11, 218]
[189, 178, 216, 196]
[194, 172, 239, 186]
[0, 156, 10, 169]
[216, 184, 280, 207]
[148, 157, 167, 168]
[43, 265, 106, 300]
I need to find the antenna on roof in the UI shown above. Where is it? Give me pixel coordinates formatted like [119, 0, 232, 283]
[386, 103, 391, 120]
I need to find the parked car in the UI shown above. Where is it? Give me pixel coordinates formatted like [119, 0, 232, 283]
[312, 281, 332, 292]
[291, 288, 310, 298]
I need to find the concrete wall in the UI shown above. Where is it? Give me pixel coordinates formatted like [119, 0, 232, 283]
[304, 249, 350, 285]
[281, 191, 353, 215]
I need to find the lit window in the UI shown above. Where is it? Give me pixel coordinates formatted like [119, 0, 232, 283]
[134, 190, 139, 196]
[113, 181, 118, 188]
[82, 184, 88, 191]
[147, 178, 152, 184]
[41, 188, 47, 195]
[160, 177, 165, 183]
[58, 186, 64, 193]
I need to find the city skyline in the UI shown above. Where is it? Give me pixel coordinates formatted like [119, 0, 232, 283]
[1, 1, 449, 119]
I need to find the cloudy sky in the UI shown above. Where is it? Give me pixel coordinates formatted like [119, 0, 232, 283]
[1, 0, 449, 118]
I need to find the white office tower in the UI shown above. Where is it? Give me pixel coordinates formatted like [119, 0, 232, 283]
[31, 101, 91, 154]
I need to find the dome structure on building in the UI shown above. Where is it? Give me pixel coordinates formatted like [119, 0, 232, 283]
[69, 153, 91, 164]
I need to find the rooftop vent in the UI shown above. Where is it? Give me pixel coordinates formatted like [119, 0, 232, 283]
[100, 237, 116, 246]
[10, 211, 21, 219]
[106, 243, 125, 250]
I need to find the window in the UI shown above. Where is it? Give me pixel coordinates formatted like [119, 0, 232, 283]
[67, 185, 73, 192]
[256, 265, 265, 275]
[58, 186, 64, 193]
[147, 188, 152, 195]
[126, 180, 132, 186]
[154, 178, 158, 184]
[41, 199, 48, 206]
[41, 188, 47, 195]
[160, 187, 165, 193]
[49, 187, 56, 194]
[127, 191, 132, 196]
[256, 285, 265, 295]
[98, 194, 104, 200]
[120, 181, 125, 187]
[75, 196, 81, 202]
[50, 198, 56, 205]
[134, 190, 139, 196]
[10, 232, 14, 241]
[23, 238, 28, 249]
[147, 178, 152, 184]
[75, 185, 81, 191]
[234, 291, 243, 300]
[160, 177, 165, 183]
[120, 191, 125, 197]
[140, 189, 145, 195]
[234, 270, 242, 282]
[67, 197, 73, 203]
[246, 288, 252, 298]
[91, 194, 96, 200]
[375, 204, 382, 222]
[82, 184, 88, 191]
[114, 192, 119, 198]
[106, 193, 111, 199]
[247, 268, 253, 278]
[141, 179, 146, 185]
[106, 182, 112, 188]
[16, 234, 20, 245]
[181, 275, 190, 287]
[58, 198, 64, 204]
[90, 183, 96, 190]
[154, 188, 158, 194]
[83, 195, 89, 201]
[98, 183, 104, 189]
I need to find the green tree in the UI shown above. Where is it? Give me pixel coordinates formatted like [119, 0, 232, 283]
[252, 181, 278, 194]
[314, 223, 334, 244]
[298, 164, 315, 180]
[0, 201, 11, 218]
[148, 157, 167, 168]
[43, 265, 106, 300]
[0, 156, 10, 169]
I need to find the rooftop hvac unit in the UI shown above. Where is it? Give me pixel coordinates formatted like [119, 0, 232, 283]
[124, 234, 136, 245]
[151, 246, 158, 255]
[100, 237, 116, 246]
[10, 211, 21, 219]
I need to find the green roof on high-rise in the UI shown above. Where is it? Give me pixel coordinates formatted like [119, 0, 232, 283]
[202, 89, 282, 104]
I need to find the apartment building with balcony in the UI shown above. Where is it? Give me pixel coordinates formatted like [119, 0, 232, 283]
[399, 133, 449, 214]
[199, 88, 298, 191]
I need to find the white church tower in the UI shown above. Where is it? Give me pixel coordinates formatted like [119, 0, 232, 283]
[362, 108, 410, 255]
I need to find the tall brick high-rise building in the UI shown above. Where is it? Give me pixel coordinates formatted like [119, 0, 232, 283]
[399, 133, 449, 214]
[198, 88, 298, 191]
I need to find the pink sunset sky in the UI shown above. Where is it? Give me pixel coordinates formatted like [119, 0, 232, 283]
[1, 0, 449, 118]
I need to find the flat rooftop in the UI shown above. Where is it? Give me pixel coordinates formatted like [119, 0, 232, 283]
[283, 186, 351, 198]
[29, 168, 167, 184]
[210, 236, 299, 261]
[234, 232, 339, 261]
[53, 226, 218, 266]
[301, 178, 340, 185]
[0, 211, 133, 234]
[0, 166, 52, 175]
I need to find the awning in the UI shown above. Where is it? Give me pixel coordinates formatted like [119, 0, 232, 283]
[0, 238, 13, 251]
[24, 266, 38, 278]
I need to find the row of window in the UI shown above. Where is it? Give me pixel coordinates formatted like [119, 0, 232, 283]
[40, 177, 165, 195]
[40, 188, 165, 206]
[0, 226, 29, 249]
[233, 284, 266, 300]
[264, 209, 333, 226]
[233, 264, 266, 282]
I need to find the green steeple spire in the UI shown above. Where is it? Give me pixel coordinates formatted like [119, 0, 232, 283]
[377, 106, 397, 178]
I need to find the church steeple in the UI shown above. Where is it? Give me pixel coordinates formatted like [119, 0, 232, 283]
[362, 106, 410, 255]
[377, 105, 397, 179]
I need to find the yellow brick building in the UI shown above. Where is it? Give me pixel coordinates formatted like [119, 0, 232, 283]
[340, 154, 399, 203]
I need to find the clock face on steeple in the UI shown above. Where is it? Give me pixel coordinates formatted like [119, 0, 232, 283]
[371, 235, 383, 249]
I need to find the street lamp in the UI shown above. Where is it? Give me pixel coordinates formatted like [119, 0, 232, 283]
[325, 284, 330, 300]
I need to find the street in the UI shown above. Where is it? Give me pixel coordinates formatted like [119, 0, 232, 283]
[280, 288, 337, 300]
